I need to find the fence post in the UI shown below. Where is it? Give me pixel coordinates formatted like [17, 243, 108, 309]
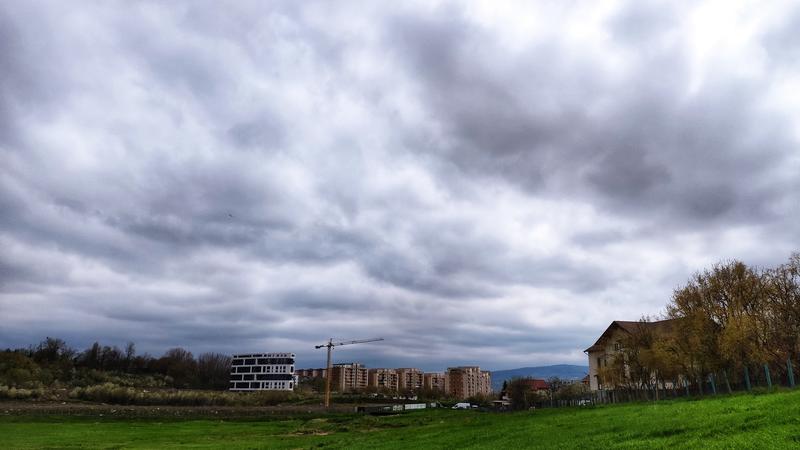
[709, 373, 717, 395]
[788, 359, 796, 389]
[744, 366, 751, 392]
[764, 364, 773, 390]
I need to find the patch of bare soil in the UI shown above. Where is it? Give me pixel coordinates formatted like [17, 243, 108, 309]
[0, 401, 355, 419]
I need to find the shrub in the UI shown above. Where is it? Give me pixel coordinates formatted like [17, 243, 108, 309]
[67, 383, 300, 406]
[0, 385, 46, 400]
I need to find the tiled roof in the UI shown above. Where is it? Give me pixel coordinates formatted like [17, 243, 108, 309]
[583, 319, 677, 353]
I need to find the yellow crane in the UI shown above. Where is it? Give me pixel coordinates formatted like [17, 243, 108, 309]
[315, 337, 384, 407]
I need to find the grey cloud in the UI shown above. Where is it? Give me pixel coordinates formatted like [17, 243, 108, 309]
[607, 1, 681, 44]
[227, 115, 285, 151]
[384, 7, 796, 228]
[1, 1, 799, 371]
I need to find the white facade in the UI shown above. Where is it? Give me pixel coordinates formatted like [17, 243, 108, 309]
[229, 352, 296, 391]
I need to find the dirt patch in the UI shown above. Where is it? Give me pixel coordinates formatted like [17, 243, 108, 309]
[0, 401, 356, 419]
[286, 430, 332, 436]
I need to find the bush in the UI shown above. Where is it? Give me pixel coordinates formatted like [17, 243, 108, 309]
[70, 369, 170, 388]
[0, 385, 46, 400]
[68, 383, 301, 406]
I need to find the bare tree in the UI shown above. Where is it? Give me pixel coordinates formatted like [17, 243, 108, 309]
[196, 352, 231, 390]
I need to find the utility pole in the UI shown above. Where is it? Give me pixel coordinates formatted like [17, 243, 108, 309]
[315, 337, 384, 407]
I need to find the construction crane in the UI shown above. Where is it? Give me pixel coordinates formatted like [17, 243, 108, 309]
[315, 337, 384, 407]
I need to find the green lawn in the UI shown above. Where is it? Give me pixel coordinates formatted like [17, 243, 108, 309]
[4, 390, 800, 449]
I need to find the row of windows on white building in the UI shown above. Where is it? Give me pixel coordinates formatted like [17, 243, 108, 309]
[229, 353, 296, 392]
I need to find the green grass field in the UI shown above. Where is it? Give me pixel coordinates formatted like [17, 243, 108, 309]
[4, 389, 800, 449]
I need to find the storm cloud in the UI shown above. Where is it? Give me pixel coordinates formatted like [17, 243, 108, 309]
[1, 0, 798, 371]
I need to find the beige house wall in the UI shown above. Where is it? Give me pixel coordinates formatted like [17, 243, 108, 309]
[587, 323, 680, 391]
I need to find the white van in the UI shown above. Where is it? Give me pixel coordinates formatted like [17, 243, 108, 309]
[452, 402, 471, 409]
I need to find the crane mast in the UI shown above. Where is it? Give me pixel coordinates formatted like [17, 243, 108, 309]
[314, 337, 384, 407]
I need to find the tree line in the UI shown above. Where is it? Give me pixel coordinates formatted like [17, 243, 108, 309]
[598, 253, 800, 395]
[503, 377, 589, 410]
[0, 338, 231, 390]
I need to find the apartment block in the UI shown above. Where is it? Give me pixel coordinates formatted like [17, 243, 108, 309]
[396, 368, 424, 392]
[295, 363, 367, 392]
[446, 366, 492, 399]
[331, 362, 368, 392]
[295, 368, 326, 379]
[368, 368, 399, 391]
[423, 372, 448, 392]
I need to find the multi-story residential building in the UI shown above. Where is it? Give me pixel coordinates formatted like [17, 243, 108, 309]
[229, 352, 295, 391]
[295, 364, 367, 392]
[446, 366, 492, 399]
[330, 362, 368, 392]
[423, 372, 448, 392]
[396, 368, 424, 392]
[295, 368, 327, 379]
[368, 368, 399, 391]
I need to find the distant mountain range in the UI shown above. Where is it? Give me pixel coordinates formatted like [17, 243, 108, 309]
[490, 364, 589, 391]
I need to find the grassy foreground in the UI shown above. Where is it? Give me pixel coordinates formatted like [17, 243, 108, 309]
[4, 389, 800, 449]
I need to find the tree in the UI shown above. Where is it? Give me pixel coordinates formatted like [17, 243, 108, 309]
[79, 342, 102, 370]
[508, 378, 531, 410]
[156, 348, 197, 388]
[0, 351, 41, 387]
[196, 352, 231, 390]
[124, 342, 136, 371]
[555, 382, 588, 401]
[764, 254, 800, 362]
[30, 337, 76, 382]
[667, 260, 769, 389]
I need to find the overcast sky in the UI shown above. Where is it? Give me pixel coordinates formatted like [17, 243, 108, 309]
[1, 0, 798, 371]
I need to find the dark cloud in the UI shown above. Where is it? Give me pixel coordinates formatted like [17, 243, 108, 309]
[1, 1, 798, 370]
[384, 5, 796, 229]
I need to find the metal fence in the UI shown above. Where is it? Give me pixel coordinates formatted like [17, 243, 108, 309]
[591, 358, 799, 405]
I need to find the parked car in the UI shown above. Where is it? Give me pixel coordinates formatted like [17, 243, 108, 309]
[452, 402, 472, 409]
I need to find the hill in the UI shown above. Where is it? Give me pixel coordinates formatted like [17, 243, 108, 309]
[490, 364, 588, 391]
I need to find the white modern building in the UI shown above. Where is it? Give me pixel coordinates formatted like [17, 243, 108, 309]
[229, 352, 296, 391]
